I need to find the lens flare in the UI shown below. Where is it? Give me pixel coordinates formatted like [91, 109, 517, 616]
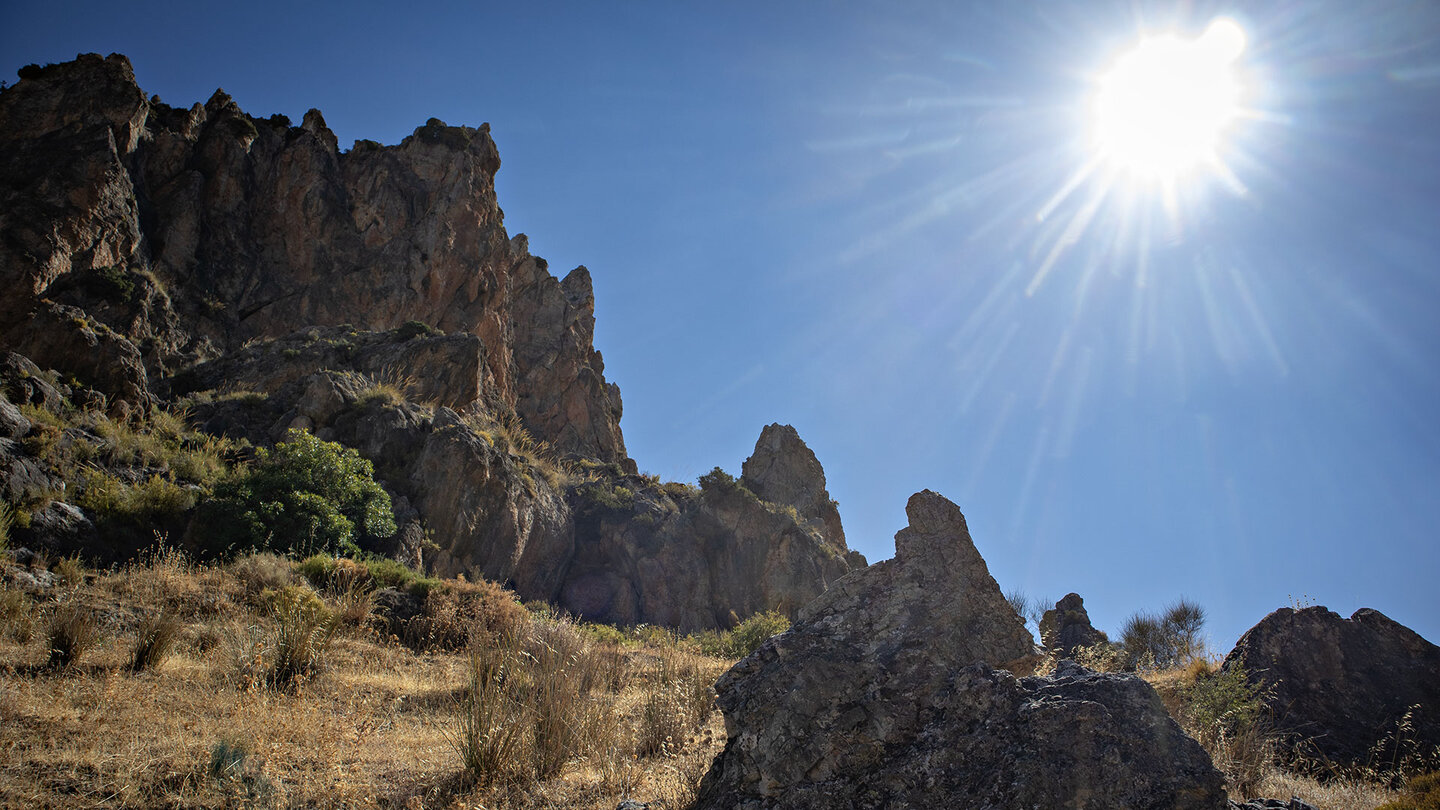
[1091, 18, 1247, 181]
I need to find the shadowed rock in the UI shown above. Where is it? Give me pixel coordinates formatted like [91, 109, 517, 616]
[1225, 606, 1440, 768]
[695, 490, 1224, 809]
[1040, 591, 1110, 658]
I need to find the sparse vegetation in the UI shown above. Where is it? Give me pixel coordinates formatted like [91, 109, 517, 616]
[0, 548, 731, 807]
[1119, 597, 1208, 671]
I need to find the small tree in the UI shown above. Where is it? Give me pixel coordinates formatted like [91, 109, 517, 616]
[200, 430, 396, 557]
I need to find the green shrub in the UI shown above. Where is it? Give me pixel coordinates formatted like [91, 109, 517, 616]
[1178, 660, 1273, 796]
[199, 430, 396, 557]
[698, 466, 738, 492]
[85, 265, 136, 302]
[295, 554, 338, 588]
[394, 320, 439, 340]
[729, 611, 790, 658]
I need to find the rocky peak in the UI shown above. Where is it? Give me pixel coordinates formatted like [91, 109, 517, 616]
[1039, 591, 1110, 658]
[795, 490, 1035, 666]
[740, 423, 846, 547]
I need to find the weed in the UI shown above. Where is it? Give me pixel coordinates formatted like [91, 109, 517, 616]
[0, 501, 13, 551]
[229, 552, 296, 596]
[453, 627, 533, 786]
[1377, 771, 1440, 810]
[47, 603, 100, 669]
[263, 585, 337, 690]
[0, 586, 34, 642]
[130, 611, 181, 671]
[52, 555, 86, 587]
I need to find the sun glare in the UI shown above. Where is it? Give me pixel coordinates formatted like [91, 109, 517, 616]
[1091, 18, 1247, 182]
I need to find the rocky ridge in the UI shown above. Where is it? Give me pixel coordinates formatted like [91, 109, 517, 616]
[0, 53, 866, 628]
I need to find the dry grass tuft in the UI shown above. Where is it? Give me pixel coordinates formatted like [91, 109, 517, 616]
[45, 603, 100, 669]
[130, 611, 182, 672]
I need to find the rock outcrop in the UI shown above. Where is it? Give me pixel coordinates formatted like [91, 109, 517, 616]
[740, 423, 846, 549]
[0, 53, 624, 462]
[0, 53, 869, 630]
[694, 490, 1226, 810]
[1224, 606, 1440, 768]
[1040, 591, 1110, 658]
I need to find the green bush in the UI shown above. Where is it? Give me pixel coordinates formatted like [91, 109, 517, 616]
[728, 610, 790, 658]
[199, 430, 396, 557]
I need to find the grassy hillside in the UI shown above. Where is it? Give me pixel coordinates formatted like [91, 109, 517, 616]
[0, 549, 742, 808]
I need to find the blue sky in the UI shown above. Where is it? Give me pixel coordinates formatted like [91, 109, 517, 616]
[6, 1, 1438, 650]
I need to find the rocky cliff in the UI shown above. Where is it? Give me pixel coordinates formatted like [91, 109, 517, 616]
[0, 53, 866, 628]
[0, 53, 622, 461]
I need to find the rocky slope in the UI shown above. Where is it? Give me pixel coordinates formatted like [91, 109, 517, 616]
[0, 53, 866, 627]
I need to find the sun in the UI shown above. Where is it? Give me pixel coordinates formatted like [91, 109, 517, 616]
[1090, 18, 1248, 182]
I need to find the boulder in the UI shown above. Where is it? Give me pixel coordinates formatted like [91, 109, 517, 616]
[696, 491, 1222, 809]
[0, 392, 29, 439]
[1224, 606, 1440, 768]
[740, 423, 846, 548]
[1040, 591, 1110, 658]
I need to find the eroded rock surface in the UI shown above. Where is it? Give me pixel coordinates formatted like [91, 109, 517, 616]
[1040, 591, 1110, 658]
[694, 490, 1226, 810]
[740, 423, 845, 549]
[0, 54, 624, 461]
[1225, 606, 1440, 768]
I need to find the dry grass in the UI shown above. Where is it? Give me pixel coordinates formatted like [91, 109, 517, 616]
[0, 553, 732, 808]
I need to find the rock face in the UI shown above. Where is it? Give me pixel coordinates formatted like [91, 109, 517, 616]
[0, 53, 867, 630]
[1224, 606, 1440, 768]
[0, 54, 624, 462]
[740, 423, 846, 549]
[694, 490, 1227, 810]
[560, 449, 865, 632]
[1040, 592, 1110, 658]
[163, 336, 864, 628]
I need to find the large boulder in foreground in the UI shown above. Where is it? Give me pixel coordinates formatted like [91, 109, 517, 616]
[1224, 606, 1440, 768]
[694, 490, 1226, 809]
